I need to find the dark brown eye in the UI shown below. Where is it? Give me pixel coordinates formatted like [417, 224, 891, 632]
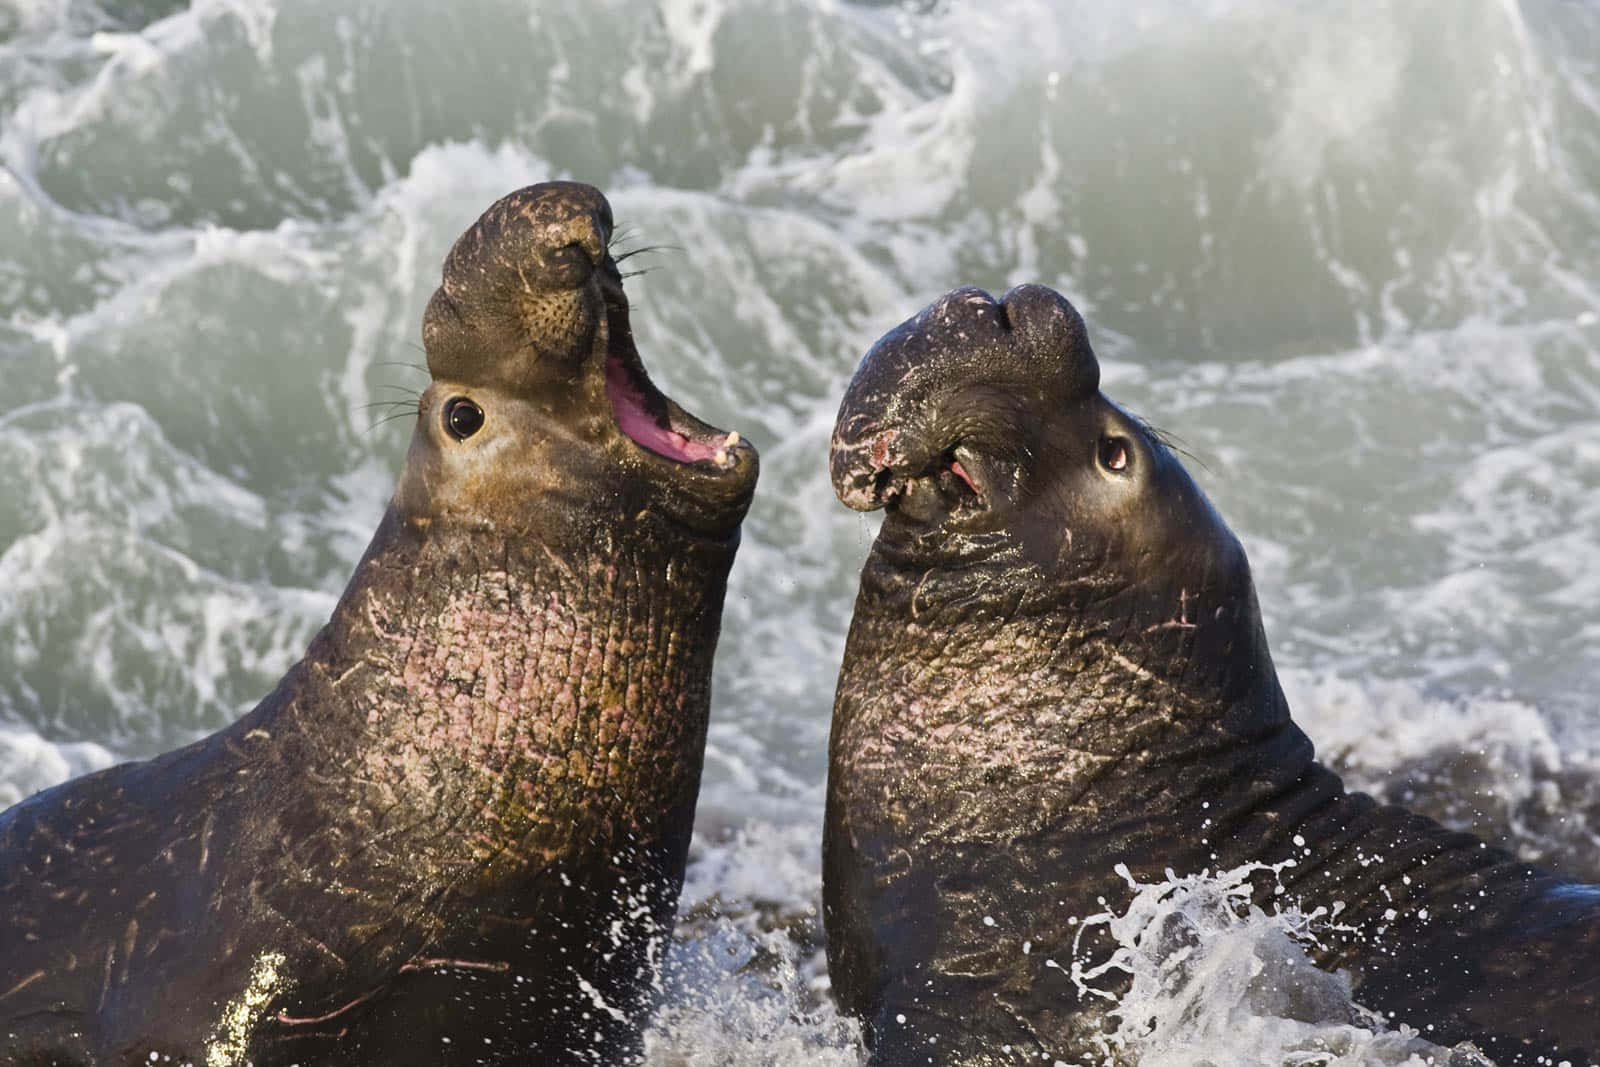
[444, 397, 484, 440]
[1098, 436, 1130, 473]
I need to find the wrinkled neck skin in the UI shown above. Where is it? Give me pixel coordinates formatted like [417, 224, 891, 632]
[296, 505, 731, 893]
[229, 499, 736, 1055]
[826, 531, 1552, 1064]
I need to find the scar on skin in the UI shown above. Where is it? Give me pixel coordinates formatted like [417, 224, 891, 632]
[0, 969, 46, 1002]
[331, 661, 366, 687]
[1107, 649, 1159, 685]
[276, 985, 380, 1027]
[199, 812, 215, 873]
[1144, 588, 1199, 633]
[910, 567, 936, 620]
[120, 920, 138, 983]
[98, 944, 114, 1011]
[870, 429, 900, 470]
[399, 958, 512, 974]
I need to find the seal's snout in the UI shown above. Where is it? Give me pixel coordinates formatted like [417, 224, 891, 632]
[411, 182, 758, 534]
[994, 284, 1099, 399]
[912, 284, 1096, 395]
[481, 181, 612, 279]
[831, 283, 1100, 517]
[511, 189, 612, 289]
[421, 181, 618, 392]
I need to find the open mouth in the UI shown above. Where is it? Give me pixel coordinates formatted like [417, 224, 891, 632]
[839, 419, 990, 515]
[604, 354, 745, 470]
[890, 449, 992, 522]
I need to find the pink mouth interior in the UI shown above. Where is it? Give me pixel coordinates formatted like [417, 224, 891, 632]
[605, 356, 721, 463]
[949, 458, 979, 495]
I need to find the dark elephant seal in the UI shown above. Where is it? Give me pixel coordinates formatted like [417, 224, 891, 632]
[0, 182, 758, 1066]
[823, 284, 1598, 1066]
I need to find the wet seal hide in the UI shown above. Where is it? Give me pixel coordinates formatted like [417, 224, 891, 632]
[0, 182, 758, 1066]
[825, 283, 1598, 1067]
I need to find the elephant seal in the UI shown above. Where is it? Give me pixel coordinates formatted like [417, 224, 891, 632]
[0, 182, 758, 1066]
[823, 284, 1599, 1066]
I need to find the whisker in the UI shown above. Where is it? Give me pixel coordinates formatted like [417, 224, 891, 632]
[614, 244, 683, 264]
[1137, 416, 1211, 473]
[365, 409, 420, 434]
[373, 359, 430, 376]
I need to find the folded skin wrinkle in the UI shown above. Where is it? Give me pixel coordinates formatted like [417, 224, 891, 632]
[823, 283, 1600, 1067]
[0, 181, 758, 1067]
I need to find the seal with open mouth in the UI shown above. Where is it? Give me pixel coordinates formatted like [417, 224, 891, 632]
[0, 182, 758, 1065]
[823, 284, 1600, 1066]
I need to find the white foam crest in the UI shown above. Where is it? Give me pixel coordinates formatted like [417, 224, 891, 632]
[1280, 669, 1600, 881]
[652, 822, 859, 1065]
[6, 216, 333, 362]
[656, 0, 725, 81]
[0, 399, 267, 542]
[1261, 8, 1405, 191]
[680, 820, 822, 914]
[615, 0, 728, 124]
[0, 720, 115, 809]
[370, 138, 553, 224]
[300, 458, 402, 578]
[1076, 863, 1494, 1066]
[1416, 416, 1600, 566]
[611, 183, 907, 436]
[1285, 671, 1562, 796]
[1142, 316, 1573, 407]
[646, 920, 857, 1067]
[0, 0, 70, 44]
[702, 493, 865, 816]
[0, 515, 332, 751]
[0, 0, 278, 187]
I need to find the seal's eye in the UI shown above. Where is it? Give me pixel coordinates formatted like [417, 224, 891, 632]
[1098, 436, 1130, 473]
[444, 397, 484, 441]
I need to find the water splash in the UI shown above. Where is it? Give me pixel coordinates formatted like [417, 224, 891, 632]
[1074, 863, 1497, 1067]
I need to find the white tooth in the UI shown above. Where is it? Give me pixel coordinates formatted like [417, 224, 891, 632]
[724, 431, 740, 448]
[714, 449, 728, 465]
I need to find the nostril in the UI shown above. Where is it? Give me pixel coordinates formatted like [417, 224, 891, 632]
[873, 467, 898, 502]
[542, 242, 598, 287]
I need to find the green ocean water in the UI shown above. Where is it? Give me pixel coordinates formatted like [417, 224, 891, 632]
[3, 0, 1600, 1060]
